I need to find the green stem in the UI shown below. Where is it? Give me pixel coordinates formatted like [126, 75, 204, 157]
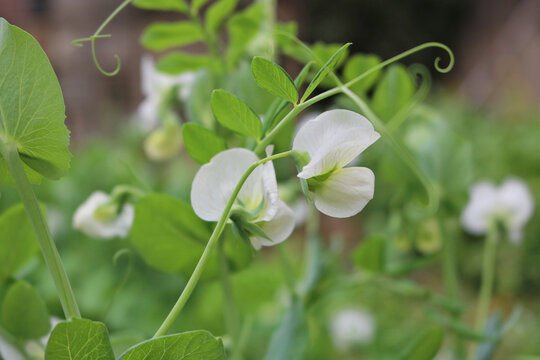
[153, 150, 294, 337]
[340, 86, 439, 213]
[218, 242, 242, 360]
[0, 144, 80, 320]
[475, 224, 499, 332]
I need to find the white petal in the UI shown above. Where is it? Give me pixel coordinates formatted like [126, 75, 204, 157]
[330, 309, 375, 351]
[0, 336, 24, 360]
[312, 167, 375, 218]
[258, 146, 279, 222]
[498, 177, 535, 229]
[293, 109, 380, 179]
[136, 97, 160, 131]
[250, 201, 295, 249]
[461, 181, 498, 235]
[191, 149, 263, 221]
[72, 192, 134, 239]
[140, 55, 156, 97]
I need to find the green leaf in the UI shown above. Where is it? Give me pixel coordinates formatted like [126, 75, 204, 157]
[0, 18, 71, 185]
[352, 235, 386, 273]
[399, 326, 444, 360]
[192, 0, 211, 14]
[205, 0, 238, 34]
[264, 299, 308, 360]
[372, 64, 415, 121]
[45, 318, 115, 360]
[211, 89, 262, 139]
[129, 194, 252, 279]
[156, 52, 210, 75]
[301, 42, 351, 102]
[0, 203, 40, 282]
[251, 57, 298, 103]
[141, 21, 204, 51]
[119, 331, 225, 359]
[182, 123, 226, 164]
[294, 61, 314, 88]
[1, 281, 50, 339]
[186, 71, 215, 128]
[227, 3, 264, 66]
[133, 0, 189, 12]
[343, 53, 381, 94]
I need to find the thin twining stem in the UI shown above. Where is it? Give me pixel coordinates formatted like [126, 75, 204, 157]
[153, 150, 293, 338]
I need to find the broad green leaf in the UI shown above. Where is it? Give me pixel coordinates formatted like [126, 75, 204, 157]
[182, 123, 226, 164]
[0, 18, 71, 185]
[226, 61, 274, 115]
[399, 326, 444, 360]
[192, 0, 211, 14]
[156, 52, 210, 75]
[1, 281, 50, 339]
[141, 21, 204, 51]
[0, 203, 40, 282]
[301, 43, 351, 103]
[119, 331, 225, 360]
[129, 194, 251, 279]
[352, 235, 386, 273]
[45, 318, 115, 360]
[227, 3, 264, 66]
[343, 53, 381, 94]
[211, 89, 262, 139]
[206, 0, 238, 34]
[372, 64, 415, 121]
[264, 299, 308, 360]
[133, 0, 188, 12]
[251, 57, 298, 103]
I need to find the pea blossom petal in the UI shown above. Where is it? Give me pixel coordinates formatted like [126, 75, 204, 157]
[313, 167, 375, 218]
[73, 191, 134, 240]
[293, 109, 380, 179]
[250, 201, 295, 250]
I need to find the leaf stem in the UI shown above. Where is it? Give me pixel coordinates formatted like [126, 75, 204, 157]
[475, 224, 499, 333]
[218, 242, 242, 360]
[153, 150, 294, 337]
[0, 144, 80, 320]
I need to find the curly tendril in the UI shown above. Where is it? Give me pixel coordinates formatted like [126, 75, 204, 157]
[71, 0, 134, 76]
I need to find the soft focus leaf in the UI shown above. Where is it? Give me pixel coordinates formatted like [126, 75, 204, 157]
[133, 0, 189, 12]
[130, 194, 251, 278]
[119, 331, 225, 359]
[251, 57, 298, 103]
[227, 3, 264, 66]
[45, 318, 115, 360]
[343, 53, 381, 94]
[182, 123, 227, 164]
[211, 89, 262, 139]
[205, 0, 238, 34]
[192, 0, 211, 14]
[1, 281, 50, 339]
[372, 64, 415, 121]
[186, 71, 216, 128]
[141, 21, 203, 51]
[399, 326, 444, 360]
[301, 43, 351, 102]
[156, 52, 209, 75]
[264, 299, 308, 360]
[0, 18, 71, 184]
[0, 203, 40, 282]
[352, 235, 386, 273]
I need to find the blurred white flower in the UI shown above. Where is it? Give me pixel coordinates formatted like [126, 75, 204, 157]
[136, 56, 195, 130]
[143, 125, 182, 162]
[191, 148, 295, 249]
[330, 309, 376, 352]
[461, 178, 534, 243]
[0, 336, 24, 360]
[73, 191, 134, 240]
[293, 109, 380, 218]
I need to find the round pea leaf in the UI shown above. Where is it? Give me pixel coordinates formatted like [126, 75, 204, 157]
[0, 18, 71, 185]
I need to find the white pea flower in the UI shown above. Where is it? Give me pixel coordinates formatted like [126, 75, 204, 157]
[293, 109, 380, 218]
[0, 336, 24, 360]
[330, 308, 376, 352]
[461, 178, 534, 243]
[137, 56, 195, 130]
[191, 148, 295, 249]
[73, 191, 134, 240]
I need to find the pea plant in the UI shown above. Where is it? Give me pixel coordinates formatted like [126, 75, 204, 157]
[0, 0, 535, 359]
